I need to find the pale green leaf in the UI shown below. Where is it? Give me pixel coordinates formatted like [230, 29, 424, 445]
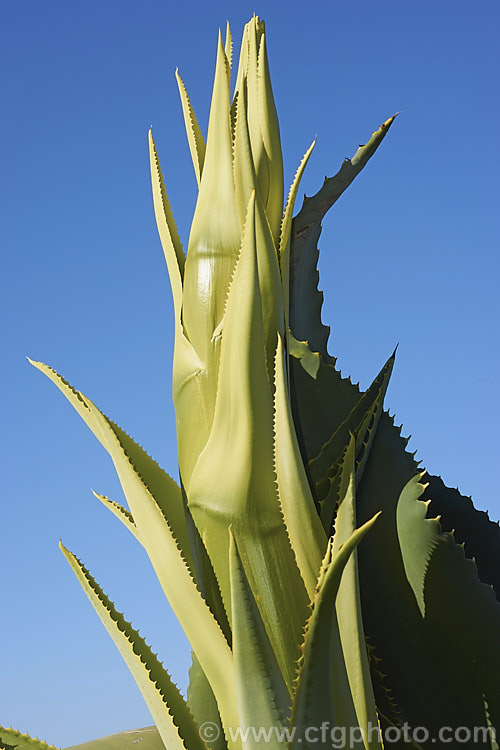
[60, 543, 206, 750]
[273, 333, 326, 599]
[396, 474, 438, 616]
[187, 653, 227, 750]
[332, 436, 381, 749]
[290, 514, 380, 750]
[255, 32, 283, 242]
[236, 18, 283, 243]
[92, 490, 140, 542]
[288, 332, 321, 379]
[29, 360, 236, 720]
[278, 140, 315, 327]
[175, 70, 206, 186]
[224, 22, 232, 70]
[188, 192, 308, 692]
[182, 30, 240, 368]
[229, 530, 290, 749]
[148, 130, 184, 317]
[232, 79, 284, 378]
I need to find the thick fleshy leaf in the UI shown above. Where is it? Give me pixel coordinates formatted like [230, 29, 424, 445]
[234, 18, 283, 243]
[29, 361, 235, 718]
[254, 31, 283, 242]
[171, 325, 211, 489]
[290, 353, 500, 740]
[176, 32, 240, 491]
[224, 22, 232, 70]
[308, 350, 395, 491]
[357, 414, 498, 745]
[60, 544, 207, 750]
[397, 474, 500, 740]
[229, 530, 290, 748]
[423, 474, 500, 599]
[289, 115, 397, 358]
[396, 474, 437, 616]
[188, 192, 308, 691]
[233, 80, 284, 375]
[29, 359, 193, 571]
[0, 728, 59, 750]
[187, 653, 227, 750]
[278, 140, 315, 327]
[148, 130, 184, 317]
[290, 515, 380, 750]
[301, 350, 394, 536]
[184, 504, 232, 646]
[233, 78, 257, 229]
[175, 71, 206, 186]
[182, 31, 240, 367]
[332, 437, 381, 749]
[92, 491, 140, 542]
[273, 334, 326, 598]
[288, 334, 321, 379]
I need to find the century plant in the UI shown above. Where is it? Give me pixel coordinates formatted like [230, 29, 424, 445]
[3, 15, 500, 750]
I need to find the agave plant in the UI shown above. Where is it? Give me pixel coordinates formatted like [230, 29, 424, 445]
[4, 14, 500, 750]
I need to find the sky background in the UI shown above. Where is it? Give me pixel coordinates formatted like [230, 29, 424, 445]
[2, 0, 499, 746]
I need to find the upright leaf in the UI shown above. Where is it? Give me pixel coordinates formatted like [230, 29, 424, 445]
[183, 31, 240, 367]
[290, 515, 380, 750]
[289, 115, 397, 358]
[278, 140, 315, 329]
[229, 530, 290, 749]
[332, 437, 381, 749]
[148, 130, 185, 317]
[188, 192, 308, 691]
[273, 334, 326, 598]
[187, 653, 227, 750]
[175, 71, 206, 186]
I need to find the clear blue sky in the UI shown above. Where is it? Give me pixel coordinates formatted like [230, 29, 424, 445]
[2, 1, 499, 746]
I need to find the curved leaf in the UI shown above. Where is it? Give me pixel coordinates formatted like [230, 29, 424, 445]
[290, 351, 500, 740]
[289, 115, 397, 357]
[29, 360, 236, 720]
[60, 543, 207, 750]
[28, 359, 194, 573]
[92, 491, 140, 542]
[397, 475, 500, 737]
